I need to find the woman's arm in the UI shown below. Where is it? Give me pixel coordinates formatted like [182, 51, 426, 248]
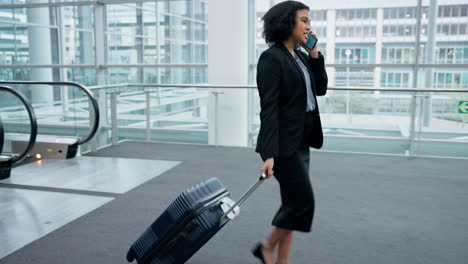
[308, 52, 328, 96]
[256, 51, 281, 159]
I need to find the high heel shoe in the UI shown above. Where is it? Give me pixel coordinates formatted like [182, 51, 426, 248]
[251, 242, 266, 264]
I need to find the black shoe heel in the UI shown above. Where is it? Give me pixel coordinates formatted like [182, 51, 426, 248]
[251, 242, 266, 264]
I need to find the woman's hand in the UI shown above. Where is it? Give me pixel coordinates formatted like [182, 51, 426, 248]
[307, 32, 319, 59]
[261, 158, 274, 178]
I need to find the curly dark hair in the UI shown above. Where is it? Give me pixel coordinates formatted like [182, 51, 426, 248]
[261, 1, 310, 45]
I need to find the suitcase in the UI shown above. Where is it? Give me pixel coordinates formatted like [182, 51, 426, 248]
[126, 174, 266, 264]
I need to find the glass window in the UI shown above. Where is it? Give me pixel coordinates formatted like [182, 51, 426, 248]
[461, 6, 468, 16]
[409, 7, 415, 18]
[421, 7, 429, 19]
[369, 48, 375, 63]
[398, 25, 404, 36]
[356, 26, 362, 37]
[391, 8, 397, 19]
[460, 24, 467, 35]
[341, 49, 347, 62]
[384, 9, 390, 19]
[389, 48, 395, 63]
[421, 25, 427, 35]
[450, 24, 458, 35]
[447, 48, 455, 61]
[395, 73, 402, 87]
[363, 9, 369, 19]
[404, 25, 412, 36]
[455, 48, 463, 63]
[0, 0, 207, 87]
[462, 73, 468, 88]
[442, 24, 449, 35]
[388, 72, 394, 84]
[403, 73, 409, 85]
[443, 6, 451, 17]
[355, 9, 362, 19]
[454, 73, 461, 86]
[354, 48, 361, 63]
[438, 6, 443, 17]
[170, 1, 189, 17]
[401, 48, 407, 63]
[337, 10, 346, 20]
[409, 49, 415, 63]
[398, 8, 406, 19]
[437, 72, 444, 86]
[445, 73, 452, 85]
[363, 26, 369, 36]
[67, 68, 96, 86]
[362, 48, 368, 61]
[452, 6, 460, 17]
[65, 29, 95, 64]
[381, 72, 386, 86]
[396, 49, 402, 63]
[439, 48, 446, 61]
[383, 25, 388, 35]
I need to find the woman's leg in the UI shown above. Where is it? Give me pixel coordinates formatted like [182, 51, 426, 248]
[261, 144, 312, 264]
[277, 231, 294, 264]
[262, 227, 292, 264]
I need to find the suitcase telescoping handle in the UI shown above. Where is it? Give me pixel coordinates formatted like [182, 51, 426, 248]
[221, 173, 267, 219]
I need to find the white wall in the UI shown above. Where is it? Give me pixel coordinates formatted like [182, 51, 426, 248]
[208, 0, 249, 146]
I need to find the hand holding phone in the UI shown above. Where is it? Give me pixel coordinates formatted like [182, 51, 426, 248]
[303, 33, 318, 51]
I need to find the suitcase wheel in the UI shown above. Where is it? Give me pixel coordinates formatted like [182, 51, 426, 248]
[126, 247, 135, 262]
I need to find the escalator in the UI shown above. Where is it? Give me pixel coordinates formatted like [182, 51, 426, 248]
[0, 81, 99, 161]
[0, 86, 38, 180]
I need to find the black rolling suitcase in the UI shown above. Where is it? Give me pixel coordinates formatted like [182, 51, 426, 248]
[126, 174, 266, 264]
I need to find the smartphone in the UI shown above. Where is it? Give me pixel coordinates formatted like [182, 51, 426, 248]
[304, 33, 318, 50]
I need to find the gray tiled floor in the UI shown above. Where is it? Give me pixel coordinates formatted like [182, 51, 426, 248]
[1, 142, 468, 264]
[0, 188, 113, 258]
[1, 156, 180, 193]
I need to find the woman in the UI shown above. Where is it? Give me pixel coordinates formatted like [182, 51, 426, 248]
[252, 1, 328, 264]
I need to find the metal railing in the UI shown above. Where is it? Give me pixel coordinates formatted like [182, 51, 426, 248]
[0, 81, 100, 145]
[86, 83, 468, 157]
[3, 81, 464, 157]
[90, 83, 468, 92]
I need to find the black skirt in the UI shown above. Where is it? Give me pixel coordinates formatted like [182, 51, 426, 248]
[271, 111, 315, 232]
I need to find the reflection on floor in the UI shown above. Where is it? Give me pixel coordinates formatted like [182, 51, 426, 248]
[1, 156, 180, 193]
[0, 156, 181, 259]
[0, 189, 113, 258]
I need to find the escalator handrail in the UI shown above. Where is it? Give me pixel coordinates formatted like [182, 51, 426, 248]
[0, 85, 38, 164]
[0, 81, 99, 145]
[0, 115, 3, 155]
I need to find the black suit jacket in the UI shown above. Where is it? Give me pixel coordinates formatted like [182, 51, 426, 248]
[255, 42, 328, 160]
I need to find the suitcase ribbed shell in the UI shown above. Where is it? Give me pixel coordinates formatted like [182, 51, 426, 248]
[127, 177, 229, 264]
